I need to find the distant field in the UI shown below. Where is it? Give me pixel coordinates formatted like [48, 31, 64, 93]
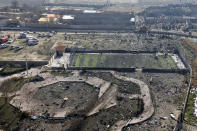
[0, 0, 195, 7]
[70, 53, 178, 69]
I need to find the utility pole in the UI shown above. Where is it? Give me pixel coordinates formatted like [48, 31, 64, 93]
[25, 55, 28, 76]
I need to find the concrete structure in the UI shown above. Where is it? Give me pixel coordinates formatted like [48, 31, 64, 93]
[38, 17, 57, 23]
[56, 45, 67, 56]
[83, 10, 97, 14]
[62, 15, 74, 20]
[38, 14, 59, 23]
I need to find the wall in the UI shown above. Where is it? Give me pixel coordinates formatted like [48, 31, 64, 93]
[142, 68, 189, 74]
[48, 53, 57, 66]
[67, 67, 136, 72]
[65, 48, 160, 54]
[0, 61, 48, 68]
[66, 49, 189, 74]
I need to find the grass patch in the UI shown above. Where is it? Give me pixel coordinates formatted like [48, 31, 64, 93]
[151, 57, 159, 69]
[0, 97, 28, 130]
[90, 54, 99, 67]
[72, 53, 176, 69]
[158, 56, 168, 69]
[185, 92, 197, 125]
[75, 54, 83, 67]
[0, 77, 27, 93]
[83, 54, 90, 67]
[100, 54, 106, 67]
[167, 56, 177, 69]
[0, 67, 25, 76]
[0, 76, 43, 93]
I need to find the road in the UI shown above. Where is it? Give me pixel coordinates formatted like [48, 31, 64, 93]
[1, 26, 197, 38]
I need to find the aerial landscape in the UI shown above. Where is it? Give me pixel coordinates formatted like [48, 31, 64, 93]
[0, 0, 197, 131]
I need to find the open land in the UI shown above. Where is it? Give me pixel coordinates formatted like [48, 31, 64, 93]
[0, 1, 197, 131]
[0, 31, 181, 61]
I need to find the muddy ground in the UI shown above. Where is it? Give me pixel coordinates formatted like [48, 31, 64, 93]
[15, 71, 186, 131]
[7, 71, 143, 131]
[33, 81, 98, 117]
[76, 98, 143, 131]
[118, 72, 186, 131]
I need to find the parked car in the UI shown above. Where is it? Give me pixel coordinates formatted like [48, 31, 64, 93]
[38, 33, 43, 37]
[46, 33, 53, 37]
[15, 46, 24, 52]
[7, 39, 13, 44]
[9, 46, 15, 50]
[0, 44, 8, 49]
[27, 40, 38, 46]
[28, 37, 38, 42]
[19, 32, 27, 39]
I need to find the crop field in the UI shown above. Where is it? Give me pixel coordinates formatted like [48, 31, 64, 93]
[70, 53, 179, 69]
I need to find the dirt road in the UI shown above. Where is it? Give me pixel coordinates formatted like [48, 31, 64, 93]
[110, 71, 154, 131]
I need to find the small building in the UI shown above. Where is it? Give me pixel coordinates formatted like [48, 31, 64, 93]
[130, 18, 135, 22]
[38, 14, 59, 23]
[38, 17, 57, 23]
[62, 15, 74, 20]
[56, 45, 66, 56]
[83, 10, 97, 14]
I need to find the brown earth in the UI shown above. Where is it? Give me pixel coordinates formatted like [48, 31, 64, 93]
[184, 38, 197, 86]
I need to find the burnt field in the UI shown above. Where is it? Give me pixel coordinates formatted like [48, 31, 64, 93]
[72, 98, 143, 131]
[16, 71, 142, 131]
[33, 81, 98, 117]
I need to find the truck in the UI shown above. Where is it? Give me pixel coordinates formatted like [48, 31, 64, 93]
[0, 34, 10, 44]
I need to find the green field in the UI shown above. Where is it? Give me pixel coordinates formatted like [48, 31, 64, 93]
[70, 53, 179, 69]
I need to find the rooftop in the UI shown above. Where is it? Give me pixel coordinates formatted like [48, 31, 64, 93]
[56, 45, 67, 51]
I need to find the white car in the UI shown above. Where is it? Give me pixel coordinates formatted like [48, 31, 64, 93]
[7, 39, 13, 44]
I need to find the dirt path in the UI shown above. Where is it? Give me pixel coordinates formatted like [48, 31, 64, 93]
[110, 71, 154, 131]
